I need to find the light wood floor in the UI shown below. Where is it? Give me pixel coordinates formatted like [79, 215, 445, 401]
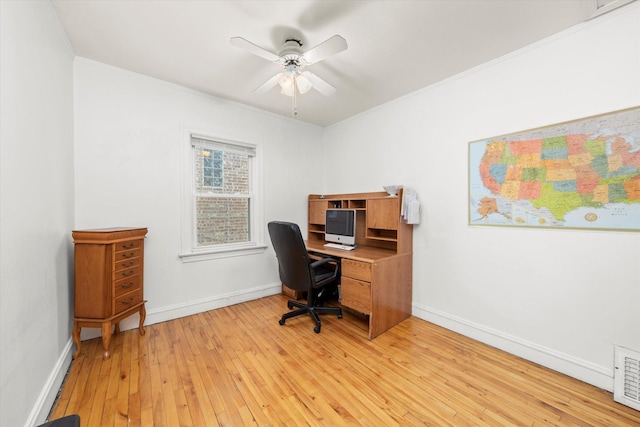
[50, 294, 639, 426]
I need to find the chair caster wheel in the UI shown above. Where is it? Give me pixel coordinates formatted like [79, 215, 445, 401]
[337, 314, 343, 319]
[279, 319, 285, 326]
[314, 325, 321, 333]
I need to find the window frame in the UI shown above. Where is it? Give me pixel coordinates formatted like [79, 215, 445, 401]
[179, 129, 266, 262]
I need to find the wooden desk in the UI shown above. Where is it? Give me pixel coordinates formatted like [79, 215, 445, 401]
[306, 241, 412, 339]
[303, 190, 414, 339]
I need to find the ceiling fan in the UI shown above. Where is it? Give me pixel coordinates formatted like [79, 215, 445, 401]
[230, 35, 348, 98]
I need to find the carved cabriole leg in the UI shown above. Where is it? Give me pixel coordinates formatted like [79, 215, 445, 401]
[72, 321, 81, 359]
[138, 304, 146, 336]
[114, 323, 120, 335]
[101, 322, 112, 360]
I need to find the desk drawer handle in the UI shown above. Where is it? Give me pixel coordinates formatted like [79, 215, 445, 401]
[121, 252, 135, 258]
[121, 281, 134, 289]
[122, 242, 135, 249]
[121, 270, 134, 277]
[121, 296, 135, 305]
[121, 260, 134, 268]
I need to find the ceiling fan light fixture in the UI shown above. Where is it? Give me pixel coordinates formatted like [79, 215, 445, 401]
[278, 71, 294, 90]
[296, 74, 312, 94]
[280, 83, 295, 97]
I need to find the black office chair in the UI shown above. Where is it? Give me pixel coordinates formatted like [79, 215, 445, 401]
[268, 221, 342, 333]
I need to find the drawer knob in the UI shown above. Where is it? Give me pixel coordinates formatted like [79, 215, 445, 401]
[121, 282, 133, 289]
[122, 260, 134, 267]
[121, 296, 134, 305]
[121, 252, 135, 258]
[122, 242, 135, 249]
[122, 270, 134, 277]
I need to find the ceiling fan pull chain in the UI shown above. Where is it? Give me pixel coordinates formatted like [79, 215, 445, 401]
[293, 79, 298, 117]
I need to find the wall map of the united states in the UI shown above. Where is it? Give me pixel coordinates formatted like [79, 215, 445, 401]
[469, 107, 640, 231]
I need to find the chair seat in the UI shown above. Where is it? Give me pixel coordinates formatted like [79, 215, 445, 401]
[314, 269, 335, 285]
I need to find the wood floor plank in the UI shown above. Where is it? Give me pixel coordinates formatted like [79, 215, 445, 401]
[137, 328, 154, 427]
[126, 326, 141, 427]
[100, 332, 125, 427]
[49, 295, 640, 426]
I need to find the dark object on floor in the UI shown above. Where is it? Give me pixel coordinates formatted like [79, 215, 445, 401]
[37, 414, 80, 427]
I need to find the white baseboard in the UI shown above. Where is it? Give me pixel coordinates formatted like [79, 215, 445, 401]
[144, 282, 282, 326]
[412, 302, 614, 392]
[24, 338, 74, 427]
[80, 282, 282, 340]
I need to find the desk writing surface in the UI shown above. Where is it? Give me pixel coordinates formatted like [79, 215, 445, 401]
[305, 241, 397, 262]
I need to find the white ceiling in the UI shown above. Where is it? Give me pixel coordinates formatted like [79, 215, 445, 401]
[51, 0, 620, 127]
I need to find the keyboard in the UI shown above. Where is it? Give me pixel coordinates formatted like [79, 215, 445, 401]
[324, 243, 356, 251]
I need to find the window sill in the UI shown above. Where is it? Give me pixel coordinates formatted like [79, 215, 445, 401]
[179, 244, 267, 263]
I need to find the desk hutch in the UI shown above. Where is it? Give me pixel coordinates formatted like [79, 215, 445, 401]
[71, 227, 147, 360]
[303, 190, 413, 339]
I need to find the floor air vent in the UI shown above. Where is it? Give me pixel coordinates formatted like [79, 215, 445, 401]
[614, 345, 640, 411]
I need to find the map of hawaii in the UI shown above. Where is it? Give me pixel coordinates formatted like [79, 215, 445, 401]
[469, 107, 640, 230]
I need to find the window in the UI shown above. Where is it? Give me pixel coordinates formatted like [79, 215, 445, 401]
[180, 133, 265, 261]
[202, 147, 223, 188]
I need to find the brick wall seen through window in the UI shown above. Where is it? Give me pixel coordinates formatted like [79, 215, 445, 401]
[192, 138, 253, 247]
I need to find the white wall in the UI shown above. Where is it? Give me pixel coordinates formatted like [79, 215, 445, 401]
[0, 1, 75, 426]
[73, 58, 325, 329]
[323, 3, 640, 390]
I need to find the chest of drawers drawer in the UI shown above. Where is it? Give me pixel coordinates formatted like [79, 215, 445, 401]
[114, 246, 141, 262]
[113, 264, 141, 282]
[115, 257, 138, 270]
[114, 274, 141, 298]
[113, 287, 143, 315]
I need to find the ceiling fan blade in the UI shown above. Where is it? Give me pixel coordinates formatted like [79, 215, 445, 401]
[230, 37, 280, 62]
[254, 73, 282, 94]
[302, 71, 337, 96]
[300, 35, 347, 64]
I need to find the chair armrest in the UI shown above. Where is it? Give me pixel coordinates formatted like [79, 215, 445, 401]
[310, 257, 339, 288]
[310, 257, 338, 270]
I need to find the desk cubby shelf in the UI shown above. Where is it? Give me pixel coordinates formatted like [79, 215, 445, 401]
[308, 191, 412, 252]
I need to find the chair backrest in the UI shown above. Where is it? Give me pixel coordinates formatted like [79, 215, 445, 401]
[267, 221, 313, 292]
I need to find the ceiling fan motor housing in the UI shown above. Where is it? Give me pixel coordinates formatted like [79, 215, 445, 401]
[279, 39, 306, 65]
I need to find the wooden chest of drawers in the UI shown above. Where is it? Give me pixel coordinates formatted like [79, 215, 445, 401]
[72, 227, 147, 360]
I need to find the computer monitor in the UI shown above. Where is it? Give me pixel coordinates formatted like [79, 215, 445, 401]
[325, 209, 356, 246]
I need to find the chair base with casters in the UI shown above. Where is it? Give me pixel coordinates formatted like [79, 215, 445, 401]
[279, 296, 342, 333]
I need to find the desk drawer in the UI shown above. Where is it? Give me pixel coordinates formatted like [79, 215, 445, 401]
[342, 259, 372, 282]
[341, 277, 371, 314]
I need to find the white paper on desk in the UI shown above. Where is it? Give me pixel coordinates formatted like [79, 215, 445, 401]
[402, 188, 421, 224]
